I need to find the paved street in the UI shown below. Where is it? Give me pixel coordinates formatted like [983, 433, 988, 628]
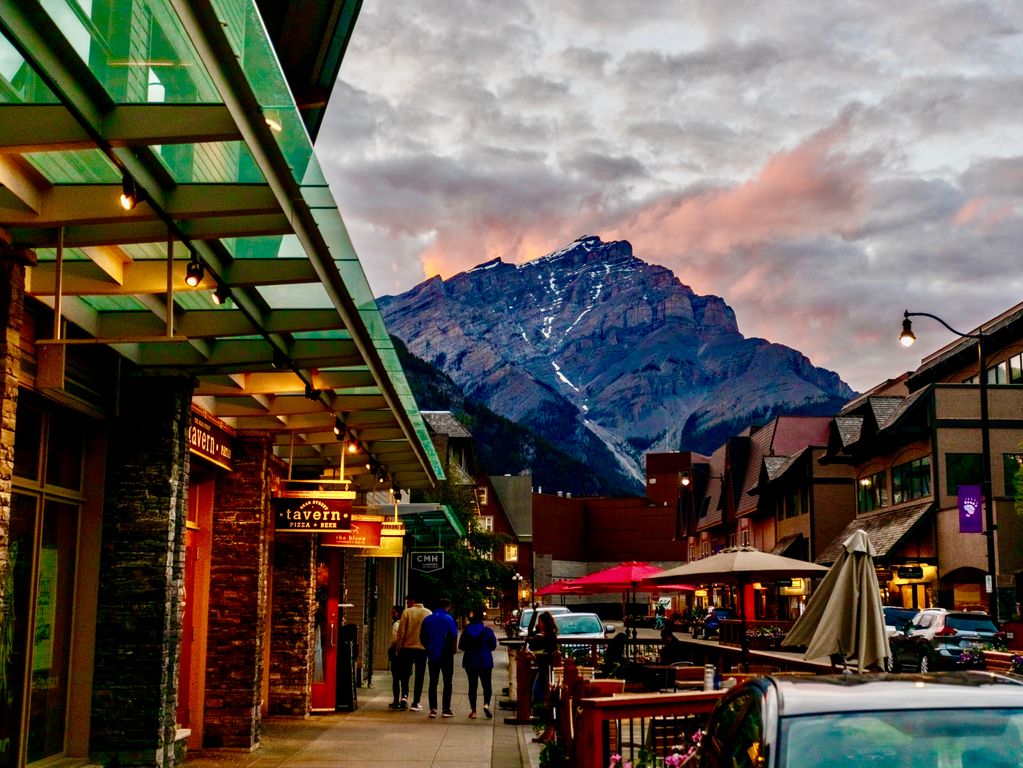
[185, 646, 539, 768]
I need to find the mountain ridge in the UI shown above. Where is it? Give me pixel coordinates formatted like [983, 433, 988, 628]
[381, 236, 855, 491]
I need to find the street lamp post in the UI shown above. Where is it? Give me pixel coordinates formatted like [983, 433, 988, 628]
[900, 310, 998, 623]
[511, 571, 524, 607]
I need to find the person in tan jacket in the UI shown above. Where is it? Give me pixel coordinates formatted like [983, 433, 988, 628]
[394, 594, 431, 710]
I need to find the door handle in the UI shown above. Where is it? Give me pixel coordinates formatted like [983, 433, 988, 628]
[330, 622, 337, 647]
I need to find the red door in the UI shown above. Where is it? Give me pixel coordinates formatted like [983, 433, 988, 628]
[177, 528, 197, 727]
[311, 549, 341, 711]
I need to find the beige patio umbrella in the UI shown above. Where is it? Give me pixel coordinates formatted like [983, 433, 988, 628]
[782, 529, 890, 672]
[650, 547, 829, 667]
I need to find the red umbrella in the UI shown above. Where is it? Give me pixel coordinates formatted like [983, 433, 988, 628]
[535, 580, 584, 596]
[570, 562, 695, 636]
[571, 561, 665, 589]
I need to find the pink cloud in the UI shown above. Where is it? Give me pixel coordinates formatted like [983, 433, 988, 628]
[608, 115, 872, 265]
[953, 196, 1016, 231]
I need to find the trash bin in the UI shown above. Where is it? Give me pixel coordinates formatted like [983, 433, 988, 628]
[337, 623, 359, 711]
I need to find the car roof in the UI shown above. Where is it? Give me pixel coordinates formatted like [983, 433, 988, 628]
[761, 672, 1023, 717]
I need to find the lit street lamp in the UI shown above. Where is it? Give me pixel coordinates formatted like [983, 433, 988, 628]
[900, 310, 999, 623]
[511, 571, 524, 607]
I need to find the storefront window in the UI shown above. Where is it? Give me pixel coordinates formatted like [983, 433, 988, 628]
[26, 500, 78, 762]
[13, 402, 41, 481]
[6, 404, 85, 767]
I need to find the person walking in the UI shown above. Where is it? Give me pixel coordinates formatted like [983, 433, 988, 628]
[420, 596, 458, 718]
[395, 594, 431, 711]
[528, 610, 559, 743]
[387, 604, 404, 709]
[458, 607, 498, 719]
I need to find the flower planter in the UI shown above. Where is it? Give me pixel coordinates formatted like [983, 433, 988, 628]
[982, 649, 1015, 673]
[746, 637, 781, 651]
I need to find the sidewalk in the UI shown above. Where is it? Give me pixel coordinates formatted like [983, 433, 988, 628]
[186, 646, 540, 768]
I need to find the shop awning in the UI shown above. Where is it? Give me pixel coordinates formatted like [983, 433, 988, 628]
[816, 501, 933, 565]
[0, 1, 443, 490]
[771, 534, 803, 556]
[395, 504, 466, 548]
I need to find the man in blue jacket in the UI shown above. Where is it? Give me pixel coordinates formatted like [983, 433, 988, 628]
[420, 596, 459, 718]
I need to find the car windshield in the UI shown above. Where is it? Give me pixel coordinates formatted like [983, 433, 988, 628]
[883, 608, 916, 626]
[780, 708, 1023, 768]
[946, 615, 998, 633]
[555, 615, 602, 635]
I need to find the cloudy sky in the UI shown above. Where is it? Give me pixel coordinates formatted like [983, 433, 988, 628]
[318, 1, 1023, 394]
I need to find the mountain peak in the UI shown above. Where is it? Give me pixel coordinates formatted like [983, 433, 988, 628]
[380, 235, 853, 492]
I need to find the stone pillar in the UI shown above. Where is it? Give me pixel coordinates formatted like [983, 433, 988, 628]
[0, 246, 33, 619]
[202, 435, 273, 748]
[90, 374, 193, 768]
[268, 535, 316, 716]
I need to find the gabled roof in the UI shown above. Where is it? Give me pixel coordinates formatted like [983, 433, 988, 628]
[834, 416, 864, 448]
[422, 411, 473, 440]
[868, 397, 906, 430]
[876, 387, 930, 433]
[737, 417, 832, 515]
[490, 474, 533, 539]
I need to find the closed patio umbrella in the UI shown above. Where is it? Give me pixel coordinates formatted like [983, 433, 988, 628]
[650, 547, 829, 667]
[782, 529, 890, 672]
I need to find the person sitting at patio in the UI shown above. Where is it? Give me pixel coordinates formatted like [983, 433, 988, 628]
[599, 632, 628, 678]
[659, 628, 688, 665]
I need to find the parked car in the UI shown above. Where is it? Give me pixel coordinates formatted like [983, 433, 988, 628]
[881, 606, 919, 670]
[882, 606, 918, 637]
[689, 672, 1023, 768]
[889, 608, 1006, 672]
[551, 611, 615, 655]
[691, 606, 735, 639]
[552, 611, 615, 640]
[516, 605, 572, 638]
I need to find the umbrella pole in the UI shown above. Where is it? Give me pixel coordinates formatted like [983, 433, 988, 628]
[739, 580, 750, 671]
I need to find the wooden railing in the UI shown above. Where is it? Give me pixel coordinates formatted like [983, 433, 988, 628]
[570, 688, 723, 768]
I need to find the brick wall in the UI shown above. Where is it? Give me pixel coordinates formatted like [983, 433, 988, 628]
[90, 373, 193, 768]
[268, 535, 315, 716]
[0, 247, 31, 621]
[203, 435, 273, 748]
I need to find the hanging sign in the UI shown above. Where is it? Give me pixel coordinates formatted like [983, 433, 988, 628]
[958, 485, 983, 533]
[411, 551, 444, 573]
[361, 522, 406, 558]
[273, 497, 352, 533]
[188, 407, 234, 470]
[320, 518, 383, 548]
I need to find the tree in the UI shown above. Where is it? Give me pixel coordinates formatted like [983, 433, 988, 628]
[411, 460, 514, 618]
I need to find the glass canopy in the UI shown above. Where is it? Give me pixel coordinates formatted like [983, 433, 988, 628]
[0, 0, 443, 489]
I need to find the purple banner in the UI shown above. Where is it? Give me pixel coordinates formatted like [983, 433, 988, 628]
[958, 485, 983, 533]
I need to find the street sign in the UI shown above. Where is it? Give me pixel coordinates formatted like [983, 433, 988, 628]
[411, 551, 444, 573]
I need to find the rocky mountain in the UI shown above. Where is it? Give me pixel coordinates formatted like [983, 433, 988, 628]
[394, 338, 636, 497]
[380, 236, 855, 492]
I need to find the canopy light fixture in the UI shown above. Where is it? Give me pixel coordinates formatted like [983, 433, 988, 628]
[184, 253, 204, 287]
[347, 439, 359, 454]
[119, 175, 143, 210]
[211, 283, 231, 305]
[680, 470, 691, 487]
[333, 417, 344, 437]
